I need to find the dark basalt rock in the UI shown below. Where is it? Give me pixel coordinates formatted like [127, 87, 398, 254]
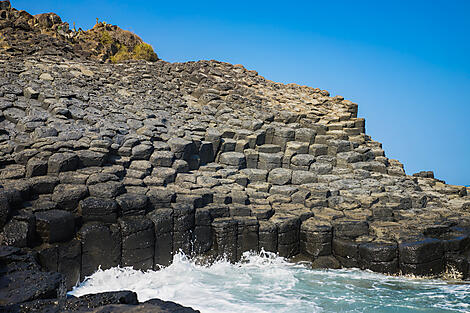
[147, 208, 173, 266]
[0, 3, 469, 311]
[4, 290, 200, 312]
[78, 223, 121, 279]
[117, 193, 149, 216]
[332, 238, 359, 268]
[0, 246, 64, 307]
[47, 152, 79, 174]
[1, 214, 36, 248]
[78, 197, 119, 223]
[399, 238, 444, 264]
[359, 241, 397, 263]
[35, 209, 75, 243]
[66, 290, 139, 309]
[172, 203, 195, 255]
[398, 238, 445, 275]
[0, 192, 10, 228]
[119, 216, 155, 270]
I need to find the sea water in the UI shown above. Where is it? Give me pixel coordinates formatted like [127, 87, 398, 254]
[69, 251, 470, 313]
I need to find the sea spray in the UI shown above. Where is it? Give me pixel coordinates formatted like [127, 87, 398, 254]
[70, 251, 470, 313]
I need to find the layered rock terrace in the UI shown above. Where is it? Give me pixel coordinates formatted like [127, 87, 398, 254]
[1, 1, 470, 309]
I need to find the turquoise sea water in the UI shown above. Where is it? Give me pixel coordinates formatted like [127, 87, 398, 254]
[70, 251, 470, 313]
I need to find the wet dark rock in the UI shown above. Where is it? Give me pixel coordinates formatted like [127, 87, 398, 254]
[258, 221, 277, 253]
[359, 241, 397, 262]
[0, 246, 63, 306]
[78, 223, 121, 279]
[119, 216, 155, 270]
[147, 208, 173, 266]
[35, 210, 75, 243]
[78, 197, 118, 223]
[172, 203, 195, 255]
[300, 219, 332, 258]
[66, 290, 139, 309]
[399, 238, 444, 264]
[332, 238, 359, 268]
[333, 220, 369, 239]
[212, 217, 238, 262]
[311, 255, 341, 269]
[0, 192, 10, 228]
[117, 193, 149, 216]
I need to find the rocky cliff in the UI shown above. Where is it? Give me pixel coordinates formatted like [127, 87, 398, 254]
[0, 0, 157, 62]
[1, 0, 470, 311]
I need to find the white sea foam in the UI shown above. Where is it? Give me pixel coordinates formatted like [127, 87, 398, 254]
[69, 251, 470, 313]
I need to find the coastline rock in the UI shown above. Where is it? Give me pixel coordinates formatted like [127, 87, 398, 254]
[0, 2, 469, 311]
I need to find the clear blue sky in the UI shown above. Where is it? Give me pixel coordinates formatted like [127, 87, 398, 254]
[14, 0, 470, 186]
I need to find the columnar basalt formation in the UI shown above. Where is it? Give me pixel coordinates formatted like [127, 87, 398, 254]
[1, 0, 470, 309]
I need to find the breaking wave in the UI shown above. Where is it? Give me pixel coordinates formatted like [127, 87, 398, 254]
[69, 251, 470, 313]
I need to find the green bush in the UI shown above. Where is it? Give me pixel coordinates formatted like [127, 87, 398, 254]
[133, 43, 158, 61]
[110, 44, 130, 63]
[100, 31, 113, 46]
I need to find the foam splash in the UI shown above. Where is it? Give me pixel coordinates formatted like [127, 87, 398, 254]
[69, 251, 470, 313]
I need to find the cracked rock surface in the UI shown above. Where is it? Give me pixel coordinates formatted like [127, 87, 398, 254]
[1, 0, 470, 310]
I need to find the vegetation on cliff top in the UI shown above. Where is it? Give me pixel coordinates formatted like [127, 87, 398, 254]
[0, 1, 158, 63]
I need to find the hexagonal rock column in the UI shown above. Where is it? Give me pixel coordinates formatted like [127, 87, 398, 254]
[333, 238, 360, 268]
[359, 241, 398, 274]
[47, 152, 79, 174]
[258, 220, 278, 253]
[78, 197, 118, 223]
[399, 238, 444, 276]
[78, 223, 121, 280]
[168, 137, 197, 160]
[219, 152, 246, 169]
[193, 207, 213, 254]
[36, 239, 81, 290]
[212, 217, 238, 262]
[300, 218, 332, 258]
[116, 193, 149, 216]
[35, 210, 75, 243]
[147, 208, 173, 266]
[172, 203, 195, 255]
[235, 216, 259, 257]
[119, 216, 155, 271]
[271, 214, 301, 257]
